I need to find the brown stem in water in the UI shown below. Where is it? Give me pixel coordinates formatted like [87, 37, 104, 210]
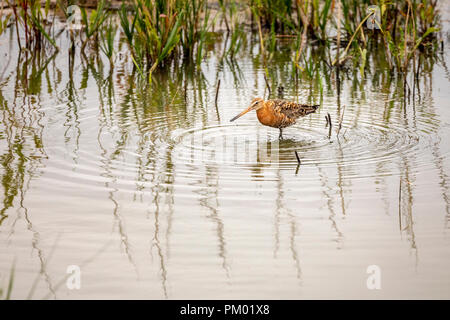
[327, 113, 332, 138]
[294, 151, 301, 164]
[215, 79, 221, 106]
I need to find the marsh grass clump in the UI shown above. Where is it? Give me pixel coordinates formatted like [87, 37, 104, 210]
[225, 1, 246, 60]
[7, 0, 57, 50]
[245, 0, 441, 81]
[383, 0, 440, 73]
[119, 0, 183, 81]
[100, 16, 118, 62]
[333, 1, 440, 74]
[252, 0, 297, 33]
[79, 0, 109, 52]
[177, 0, 213, 63]
[118, 0, 218, 81]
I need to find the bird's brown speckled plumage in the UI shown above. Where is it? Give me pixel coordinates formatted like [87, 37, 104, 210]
[230, 98, 319, 139]
[258, 99, 319, 128]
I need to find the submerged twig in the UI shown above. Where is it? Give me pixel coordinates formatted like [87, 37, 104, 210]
[327, 113, 332, 138]
[294, 150, 301, 175]
[215, 79, 221, 106]
[294, 150, 301, 164]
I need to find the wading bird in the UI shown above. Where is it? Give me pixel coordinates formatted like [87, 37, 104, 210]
[230, 98, 319, 139]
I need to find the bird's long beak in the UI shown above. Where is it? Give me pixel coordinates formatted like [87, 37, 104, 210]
[230, 106, 253, 122]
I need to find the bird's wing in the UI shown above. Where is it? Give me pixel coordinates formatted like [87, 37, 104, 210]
[269, 100, 319, 119]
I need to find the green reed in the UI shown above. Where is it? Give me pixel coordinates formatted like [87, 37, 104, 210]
[79, 0, 109, 52]
[313, 0, 332, 41]
[226, 1, 246, 59]
[100, 16, 117, 62]
[218, 0, 230, 32]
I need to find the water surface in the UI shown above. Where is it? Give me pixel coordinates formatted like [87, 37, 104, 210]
[1, 8, 450, 299]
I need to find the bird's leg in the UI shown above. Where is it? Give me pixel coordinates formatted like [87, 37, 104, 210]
[278, 128, 283, 140]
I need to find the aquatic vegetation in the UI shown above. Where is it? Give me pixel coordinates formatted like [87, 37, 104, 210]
[99, 16, 117, 62]
[6, 0, 57, 49]
[177, 0, 211, 60]
[0, 1, 449, 301]
[226, 1, 246, 59]
[312, 0, 333, 41]
[245, 0, 441, 81]
[333, 0, 440, 75]
[0, 0, 441, 81]
[251, 0, 297, 33]
[79, 0, 109, 52]
[119, 0, 183, 81]
[383, 1, 440, 73]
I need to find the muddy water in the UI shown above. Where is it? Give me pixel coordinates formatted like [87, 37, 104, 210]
[1, 15, 450, 299]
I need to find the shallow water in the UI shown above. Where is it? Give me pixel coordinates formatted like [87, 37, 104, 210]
[1, 9, 450, 299]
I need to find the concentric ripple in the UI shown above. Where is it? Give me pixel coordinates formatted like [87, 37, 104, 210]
[35, 92, 449, 191]
[168, 103, 444, 180]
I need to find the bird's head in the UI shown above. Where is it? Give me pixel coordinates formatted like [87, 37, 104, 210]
[230, 98, 264, 122]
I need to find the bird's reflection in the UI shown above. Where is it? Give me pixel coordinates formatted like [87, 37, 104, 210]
[275, 171, 302, 281]
[195, 165, 231, 279]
